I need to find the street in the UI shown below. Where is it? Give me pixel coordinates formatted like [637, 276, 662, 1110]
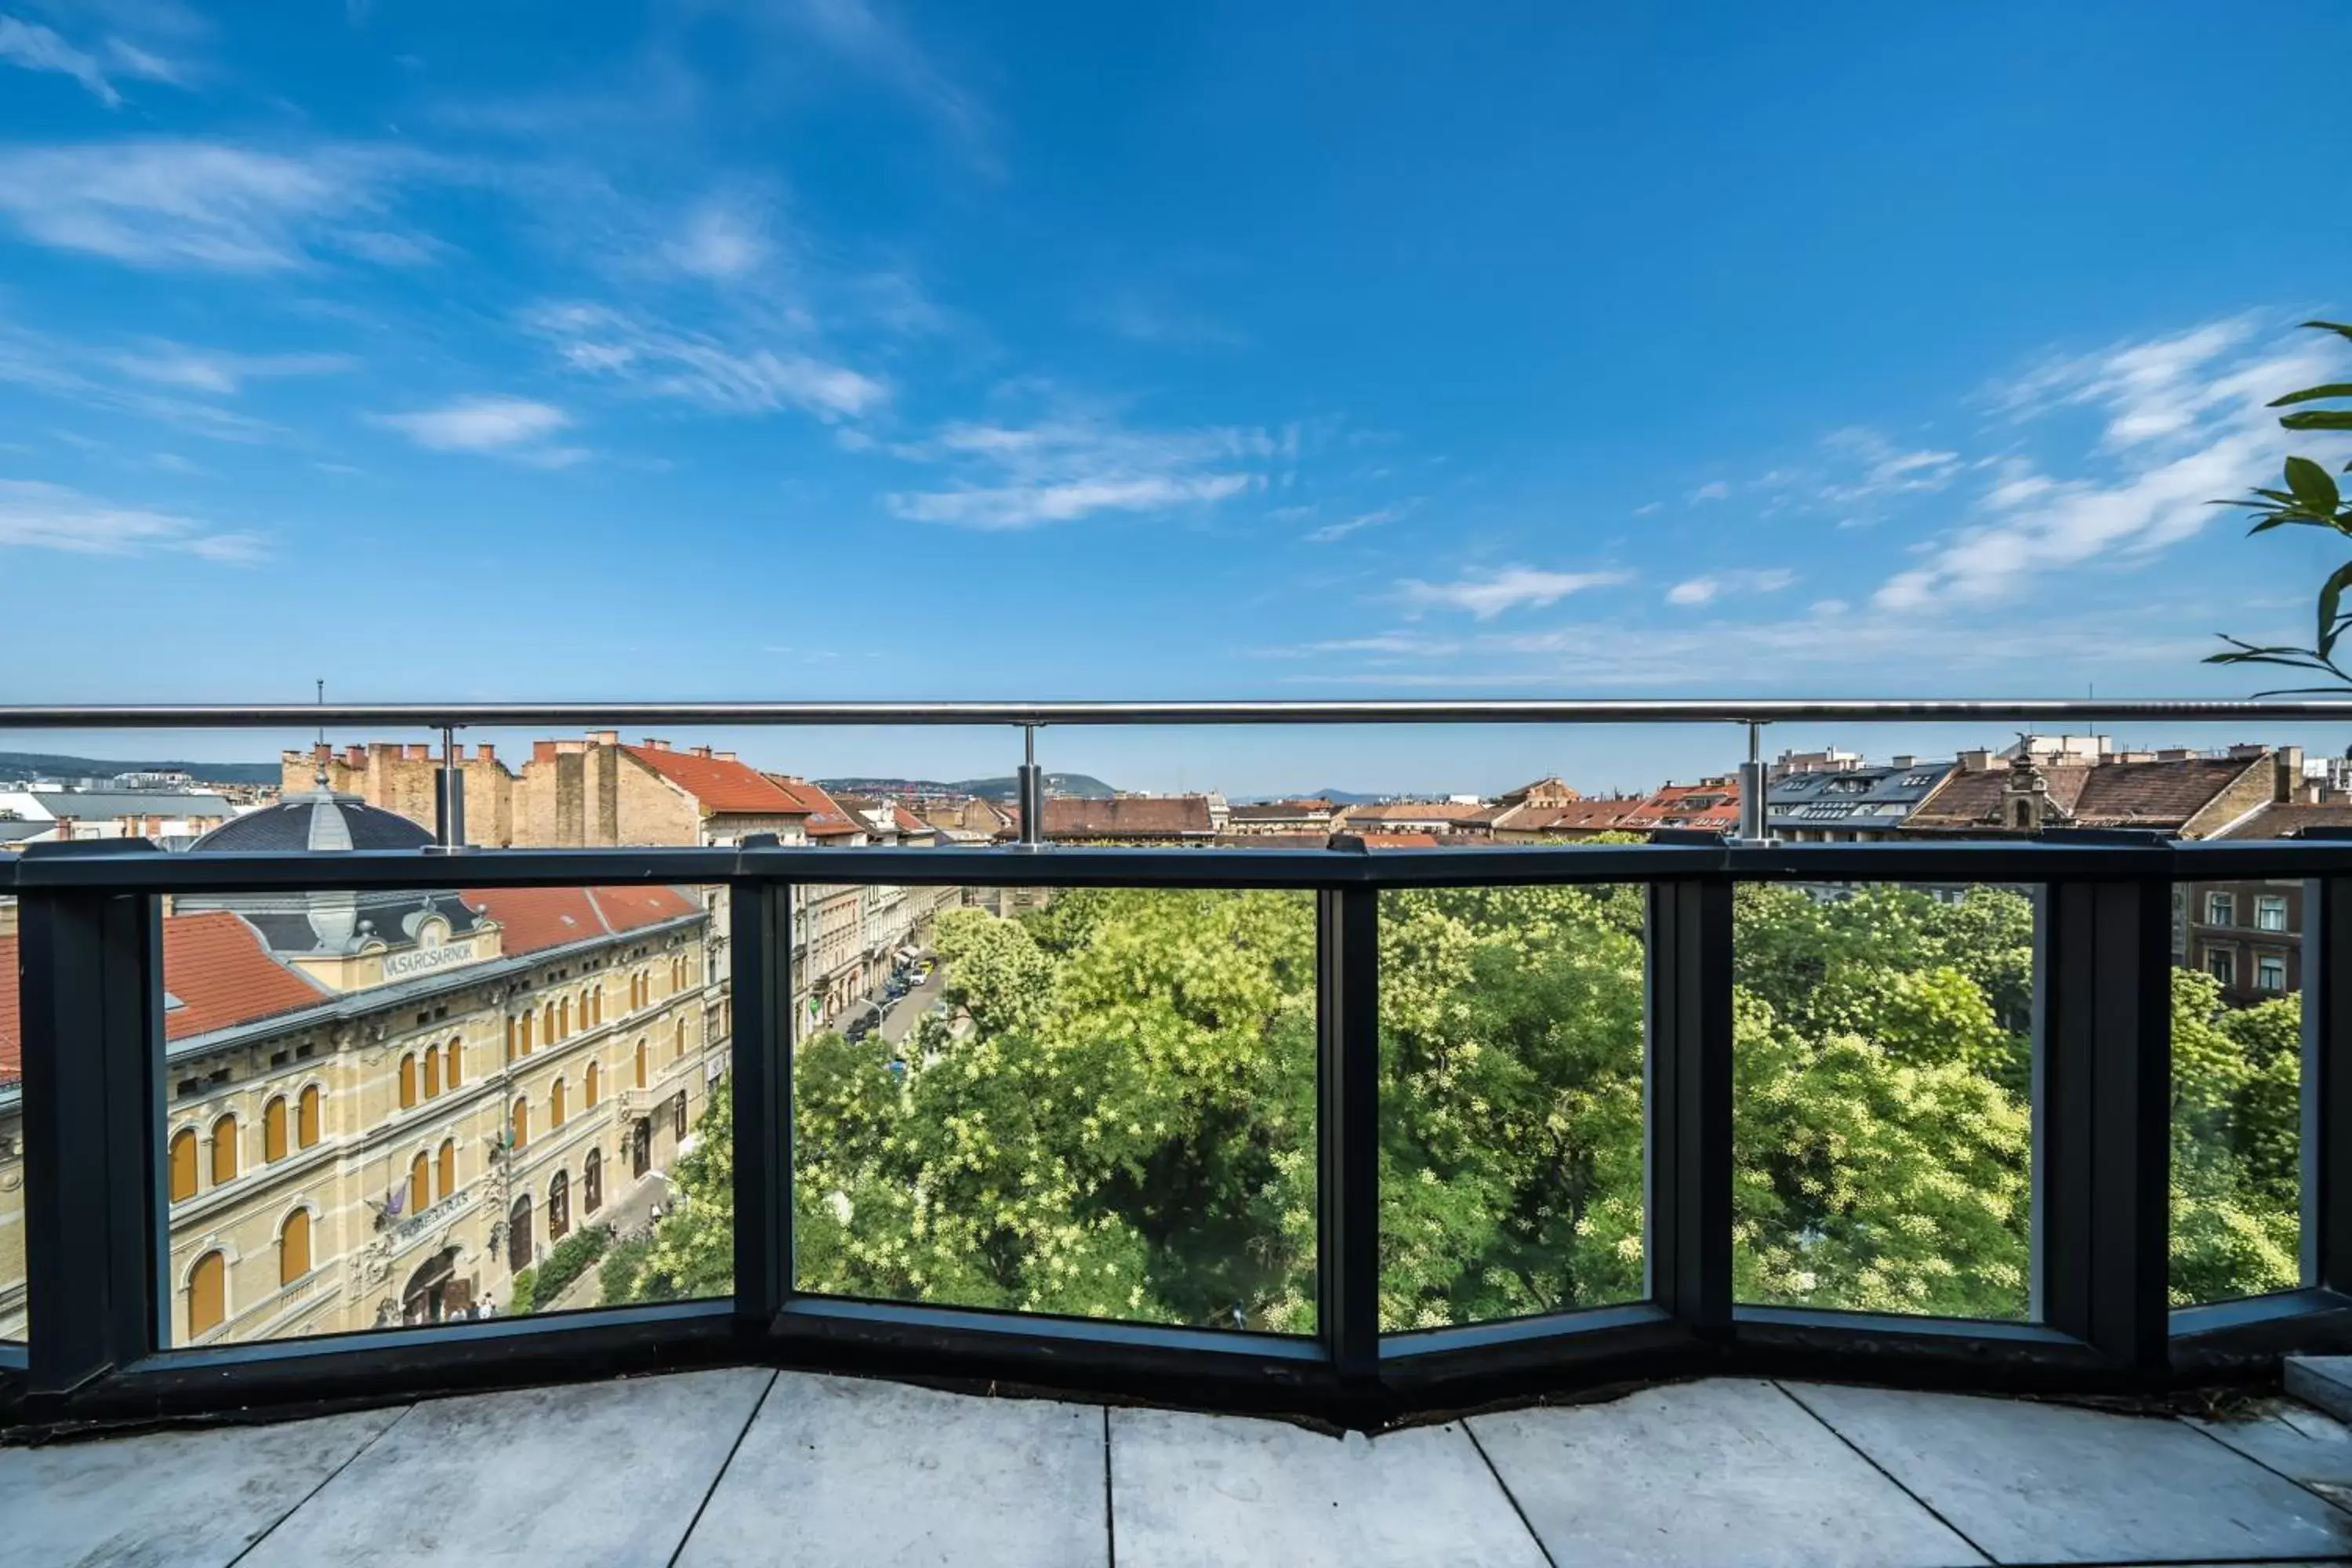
[877, 962, 947, 1045]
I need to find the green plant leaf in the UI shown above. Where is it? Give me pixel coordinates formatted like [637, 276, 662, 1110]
[2321, 561, 2352, 658]
[2269, 383, 2352, 408]
[2281, 411, 2352, 433]
[2286, 456, 2343, 514]
[2300, 319, 2352, 344]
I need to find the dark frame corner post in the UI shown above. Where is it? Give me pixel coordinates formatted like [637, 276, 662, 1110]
[1647, 876, 1733, 1341]
[2038, 870, 2172, 1375]
[728, 877, 793, 1329]
[1317, 886, 1381, 1390]
[17, 848, 167, 1399]
[2303, 874, 2352, 1294]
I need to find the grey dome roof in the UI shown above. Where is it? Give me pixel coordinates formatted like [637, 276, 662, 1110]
[190, 788, 434, 854]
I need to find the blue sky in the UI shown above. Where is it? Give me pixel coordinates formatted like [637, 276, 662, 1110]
[3, 2, 2351, 796]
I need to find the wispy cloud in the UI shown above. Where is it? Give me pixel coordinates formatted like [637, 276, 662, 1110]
[0, 477, 262, 561]
[886, 408, 1286, 530]
[0, 317, 288, 442]
[529, 302, 886, 421]
[367, 395, 586, 466]
[1817, 426, 1962, 503]
[1305, 503, 1409, 544]
[732, 0, 996, 172]
[1665, 567, 1795, 607]
[1398, 565, 1631, 619]
[109, 343, 355, 394]
[1089, 289, 1250, 350]
[661, 194, 773, 282]
[1877, 318, 2342, 612]
[1688, 480, 1731, 503]
[0, 140, 432, 271]
[0, 13, 183, 105]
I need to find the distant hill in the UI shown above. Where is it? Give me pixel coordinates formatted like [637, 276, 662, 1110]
[0, 750, 280, 786]
[816, 772, 1120, 802]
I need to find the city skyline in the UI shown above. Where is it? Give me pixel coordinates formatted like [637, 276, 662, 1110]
[3, 4, 2351, 793]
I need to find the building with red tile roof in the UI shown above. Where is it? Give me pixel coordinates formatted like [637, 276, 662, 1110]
[1619, 778, 1743, 835]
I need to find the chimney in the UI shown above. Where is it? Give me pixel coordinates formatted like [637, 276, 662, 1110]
[715, 751, 737, 763]
[688, 745, 713, 759]
[532, 740, 559, 764]
[343, 745, 365, 767]
[588, 729, 619, 746]
[1891, 754, 1915, 770]
[2277, 745, 2305, 805]
[2158, 748, 2193, 762]
[403, 743, 429, 761]
[643, 738, 670, 751]
[1958, 749, 1995, 772]
[476, 743, 496, 763]
[2228, 742, 2267, 760]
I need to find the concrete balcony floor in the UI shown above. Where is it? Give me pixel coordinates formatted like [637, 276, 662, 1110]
[7, 1369, 2352, 1567]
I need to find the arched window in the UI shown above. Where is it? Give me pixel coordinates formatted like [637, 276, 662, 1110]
[263, 1097, 289, 1163]
[543, 1002, 557, 1044]
[583, 1149, 602, 1214]
[635, 1039, 649, 1089]
[437, 1137, 457, 1201]
[672, 956, 685, 993]
[507, 1196, 532, 1274]
[188, 1251, 226, 1339]
[511, 1097, 529, 1151]
[673, 1017, 688, 1061]
[169, 1127, 198, 1202]
[444, 1036, 462, 1090]
[590, 987, 603, 1027]
[673, 1091, 689, 1139]
[423, 1046, 441, 1099]
[279, 1210, 311, 1286]
[520, 1011, 535, 1054]
[548, 1171, 570, 1242]
[297, 1084, 321, 1148]
[210, 1114, 239, 1185]
[408, 1151, 430, 1215]
[632, 972, 645, 1010]
[584, 1061, 601, 1108]
[398, 1053, 418, 1110]
[550, 1078, 568, 1129]
[560, 996, 572, 1039]
[506, 1015, 517, 1062]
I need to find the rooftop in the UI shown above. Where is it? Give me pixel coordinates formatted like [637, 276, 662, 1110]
[9, 1367, 2352, 1566]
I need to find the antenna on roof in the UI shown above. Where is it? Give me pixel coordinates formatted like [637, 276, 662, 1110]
[313, 678, 328, 789]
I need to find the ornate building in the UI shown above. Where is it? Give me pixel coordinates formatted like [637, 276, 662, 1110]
[0, 784, 726, 1344]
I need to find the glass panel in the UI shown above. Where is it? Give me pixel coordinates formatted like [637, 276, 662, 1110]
[2, 892, 22, 1341]
[1733, 883, 2035, 1320]
[793, 885, 1319, 1333]
[2172, 877, 2303, 1306]
[157, 880, 730, 1345]
[1378, 884, 1647, 1330]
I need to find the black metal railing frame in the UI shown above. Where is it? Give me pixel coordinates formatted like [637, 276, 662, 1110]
[6, 833, 2352, 1429]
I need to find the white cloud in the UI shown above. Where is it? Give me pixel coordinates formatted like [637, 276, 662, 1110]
[528, 302, 886, 422]
[1876, 321, 2342, 612]
[1817, 426, 1962, 503]
[368, 396, 584, 465]
[1666, 567, 1795, 607]
[0, 140, 429, 271]
[1398, 566, 1632, 619]
[109, 344, 354, 394]
[662, 197, 771, 281]
[0, 317, 288, 442]
[1631, 500, 1664, 517]
[733, 0, 995, 172]
[0, 16, 118, 103]
[0, 477, 262, 561]
[1305, 504, 1406, 544]
[887, 408, 1282, 530]
[1688, 481, 1731, 503]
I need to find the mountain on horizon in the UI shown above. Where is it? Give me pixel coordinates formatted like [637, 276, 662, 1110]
[0, 750, 280, 786]
[815, 772, 1120, 802]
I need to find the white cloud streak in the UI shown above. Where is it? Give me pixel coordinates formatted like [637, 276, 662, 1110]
[887, 412, 1285, 530]
[1665, 567, 1795, 607]
[109, 344, 354, 394]
[367, 396, 585, 466]
[1398, 566, 1632, 619]
[0, 477, 262, 561]
[529, 302, 886, 421]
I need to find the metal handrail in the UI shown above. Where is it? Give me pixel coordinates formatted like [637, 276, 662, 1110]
[2, 697, 2351, 728]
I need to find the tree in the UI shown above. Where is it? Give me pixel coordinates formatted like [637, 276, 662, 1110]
[2209, 320, 2352, 690]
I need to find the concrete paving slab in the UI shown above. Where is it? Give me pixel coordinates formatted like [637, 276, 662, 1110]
[2291, 1358, 2352, 1426]
[1109, 1406, 1547, 1568]
[0, 1407, 401, 1568]
[238, 1368, 772, 1568]
[2191, 1398, 2352, 1505]
[674, 1372, 1108, 1568]
[1788, 1381, 2352, 1564]
[1467, 1378, 1985, 1568]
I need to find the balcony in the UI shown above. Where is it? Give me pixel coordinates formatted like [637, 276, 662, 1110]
[8, 699, 2352, 1559]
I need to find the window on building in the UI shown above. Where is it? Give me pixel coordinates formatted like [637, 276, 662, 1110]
[211, 1113, 239, 1185]
[548, 1171, 570, 1243]
[543, 1002, 558, 1043]
[584, 1060, 600, 1108]
[423, 1045, 441, 1099]
[673, 1017, 688, 1061]
[2207, 947, 2238, 986]
[279, 1209, 311, 1287]
[511, 1097, 529, 1151]
[297, 1084, 321, 1148]
[263, 1096, 289, 1163]
[583, 1148, 602, 1214]
[673, 1091, 689, 1139]
[508, 1196, 532, 1274]
[2257, 895, 2290, 933]
[445, 1037, 462, 1090]
[635, 1039, 649, 1090]
[437, 1137, 456, 1201]
[2258, 954, 2288, 991]
[590, 987, 602, 1027]
[2206, 891, 2236, 927]
[408, 1151, 430, 1215]
[169, 1127, 198, 1202]
[398, 1052, 418, 1109]
[560, 997, 572, 1039]
[188, 1251, 225, 1339]
[520, 1011, 534, 1054]
[506, 1016, 518, 1062]
[551, 1077, 568, 1129]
